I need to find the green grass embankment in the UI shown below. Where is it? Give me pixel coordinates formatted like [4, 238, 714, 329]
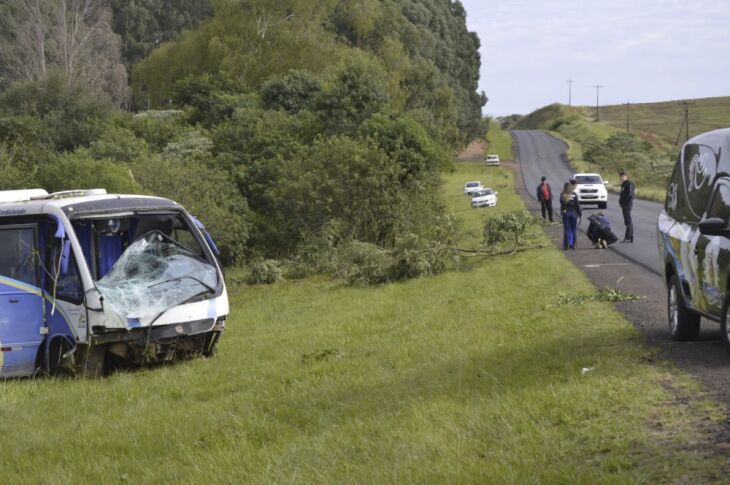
[0, 163, 724, 482]
[575, 96, 730, 146]
[486, 118, 514, 161]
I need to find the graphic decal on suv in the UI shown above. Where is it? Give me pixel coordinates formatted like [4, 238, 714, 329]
[667, 183, 679, 211]
[702, 238, 723, 308]
[681, 144, 721, 219]
[687, 152, 711, 192]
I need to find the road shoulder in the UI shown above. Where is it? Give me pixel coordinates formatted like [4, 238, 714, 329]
[505, 157, 730, 461]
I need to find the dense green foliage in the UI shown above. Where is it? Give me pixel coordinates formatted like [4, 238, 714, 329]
[0, 0, 487, 271]
[133, 0, 486, 145]
[108, 0, 214, 69]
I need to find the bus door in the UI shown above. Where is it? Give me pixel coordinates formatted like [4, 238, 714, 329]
[0, 225, 45, 377]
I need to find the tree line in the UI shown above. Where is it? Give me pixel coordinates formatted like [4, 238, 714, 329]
[0, 0, 486, 275]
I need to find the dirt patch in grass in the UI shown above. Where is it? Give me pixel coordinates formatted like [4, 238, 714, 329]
[457, 139, 486, 161]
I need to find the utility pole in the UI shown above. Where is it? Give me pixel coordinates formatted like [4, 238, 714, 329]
[681, 101, 692, 142]
[566, 80, 574, 106]
[626, 102, 630, 132]
[673, 101, 695, 146]
[593, 85, 603, 121]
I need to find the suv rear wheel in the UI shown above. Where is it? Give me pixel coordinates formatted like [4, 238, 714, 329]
[668, 274, 700, 341]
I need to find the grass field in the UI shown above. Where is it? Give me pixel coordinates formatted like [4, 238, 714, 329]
[575, 96, 730, 146]
[0, 163, 724, 482]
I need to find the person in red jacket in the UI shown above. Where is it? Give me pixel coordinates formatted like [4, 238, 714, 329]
[536, 176, 553, 222]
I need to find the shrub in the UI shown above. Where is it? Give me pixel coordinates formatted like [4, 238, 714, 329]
[89, 124, 149, 163]
[162, 131, 214, 162]
[483, 210, 534, 246]
[388, 233, 449, 280]
[336, 233, 453, 286]
[246, 259, 283, 285]
[130, 154, 250, 265]
[0, 71, 112, 151]
[337, 241, 391, 285]
[125, 110, 188, 150]
[0, 148, 39, 190]
[37, 152, 143, 194]
[288, 220, 347, 277]
[260, 70, 323, 114]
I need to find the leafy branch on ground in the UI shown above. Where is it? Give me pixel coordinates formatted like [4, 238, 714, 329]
[551, 287, 645, 306]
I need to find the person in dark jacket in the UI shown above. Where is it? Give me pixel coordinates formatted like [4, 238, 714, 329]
[619, 171, 635, 242]
[560, 182, 581, 250]
[536, 176, 553, 222]
[586, 212, 618, 248]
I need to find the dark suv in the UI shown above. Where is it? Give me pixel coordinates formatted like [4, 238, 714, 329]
[658, 128, 730, 349]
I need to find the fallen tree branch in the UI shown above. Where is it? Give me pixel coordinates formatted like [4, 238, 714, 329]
[455, 244, 546, 256]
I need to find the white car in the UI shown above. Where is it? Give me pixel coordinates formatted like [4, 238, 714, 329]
[464, 181, 484, 196]
[485, 154, 500, 166]
[572, 173, 608, 209]
[471, 188, 498, 208]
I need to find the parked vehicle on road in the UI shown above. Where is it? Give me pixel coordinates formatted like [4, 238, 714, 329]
[572, 173, 608, 209]
[464, 181, 484, 196]
[485, 154, 500, 166]
[657, 128, 730, 350]
[471, 188, 498, 208]
[0, 188, 227, 378]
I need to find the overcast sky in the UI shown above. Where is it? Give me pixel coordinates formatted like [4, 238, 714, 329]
[460, 0, 730, 116]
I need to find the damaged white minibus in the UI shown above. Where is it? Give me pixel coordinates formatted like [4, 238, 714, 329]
[0, 188, 228, 377]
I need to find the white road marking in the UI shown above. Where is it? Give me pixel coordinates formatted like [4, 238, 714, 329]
[584, 263, 633, 268]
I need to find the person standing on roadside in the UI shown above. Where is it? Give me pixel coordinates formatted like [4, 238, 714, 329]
[536, 176, 553, 223]
[570, 178, 581, 226]
[619, 171, 635, 243]
[560, 182, 581, 250]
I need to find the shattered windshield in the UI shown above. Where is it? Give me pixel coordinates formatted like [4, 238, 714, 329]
[96, 231, 218, 323]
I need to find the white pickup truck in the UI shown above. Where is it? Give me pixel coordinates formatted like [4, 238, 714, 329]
[572, 173, 608, 209]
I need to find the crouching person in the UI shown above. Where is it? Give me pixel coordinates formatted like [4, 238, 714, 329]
[586, 212, 618, 249]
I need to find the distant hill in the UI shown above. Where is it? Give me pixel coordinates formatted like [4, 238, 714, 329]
[574, 96, 730, 146]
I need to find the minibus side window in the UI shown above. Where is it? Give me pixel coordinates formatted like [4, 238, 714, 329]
[52, 250, 83, 302]
[46, 230, 83, 303]
[0, 228, 37, 286]
[173, 227, 206, 259]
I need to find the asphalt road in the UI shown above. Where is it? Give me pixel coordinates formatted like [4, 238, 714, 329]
[512, 130, 664, 275]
